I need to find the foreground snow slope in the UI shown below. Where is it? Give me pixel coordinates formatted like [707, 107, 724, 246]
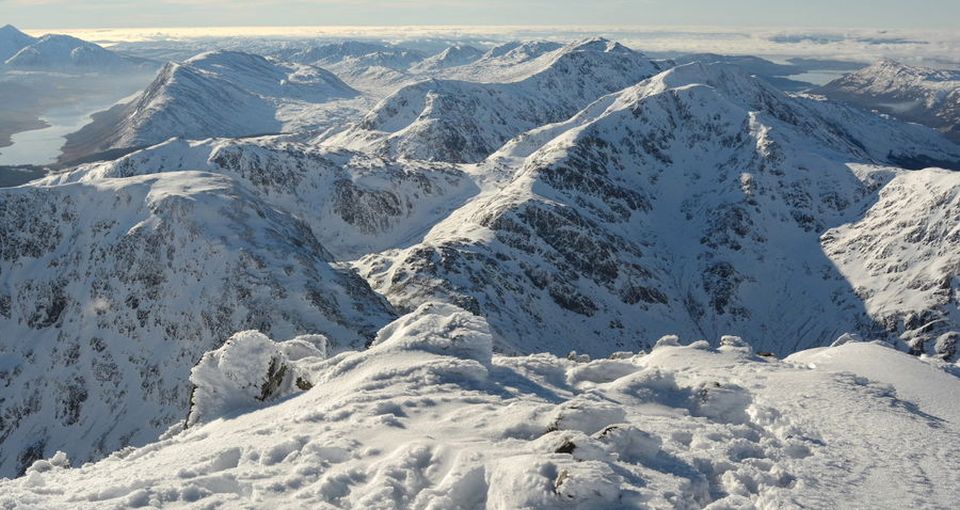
[2, 304, 958, 509]
[0, 172, 394, 477]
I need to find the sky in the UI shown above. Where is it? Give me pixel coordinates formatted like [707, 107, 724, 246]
[2, 0, 959, 30]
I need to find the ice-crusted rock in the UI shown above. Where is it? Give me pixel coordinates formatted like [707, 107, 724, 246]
[0, 171, 393, 477]
[655, 335, 681, 349]
[280, 334, 329, 361]
[187, 330, 323, 426]
[370, 302, 494, 367]
[24, 451, 70, 475]
[718, 335, 752, 354]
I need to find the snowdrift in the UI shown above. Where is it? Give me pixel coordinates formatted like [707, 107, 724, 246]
[3, 304, 959, 509]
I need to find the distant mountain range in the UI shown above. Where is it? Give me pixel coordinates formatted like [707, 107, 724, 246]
[323, 38, 662, 163]
[819, 59, 960, 142]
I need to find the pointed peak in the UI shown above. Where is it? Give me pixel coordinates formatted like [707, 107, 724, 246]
[874, 58, 905, 68]
[0, 24, 32, 39]
[186, 49, 264, 64]
[563, 37, 635, 56]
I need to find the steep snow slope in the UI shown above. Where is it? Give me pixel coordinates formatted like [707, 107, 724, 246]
[4, 34, 134, 71]
[819, 59, 960, 142]
[324, 38, 662, 163]
[0, 25, 36, 62]
[60, 51, 360, 163]
[357, 63, 960, 357]
[0, 172, 394, 477]
[822, 168, 960, 359]
[2, 305, 959, 509]
[43, 137, 478, 259]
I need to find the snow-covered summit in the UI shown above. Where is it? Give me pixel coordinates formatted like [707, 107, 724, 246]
[0, 24, 36, 61]
[4, 33, 135, 71]
[410, 44, 484, 72]
[280, 41, 421, 68]
[60, 51, 359, 163]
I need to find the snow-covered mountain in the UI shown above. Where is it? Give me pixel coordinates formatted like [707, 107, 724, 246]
[410, 44, 484, 73]
[3, 31, 960, 507]
[3, 304, 959, 508]
[0, 171, 394, 477]
[44, 137, 479, 259]
[184, 50, 356, 102]
[823, 168, 960, 359]
[4, 34, 137, 71]
[59, 51, 359, 163]
[356, 63, 960, 357]
[444, 40, 565, 82]
[0, 25, 36, 62]
[819, 59, 960, 142]
[324, 38, 662, 163]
